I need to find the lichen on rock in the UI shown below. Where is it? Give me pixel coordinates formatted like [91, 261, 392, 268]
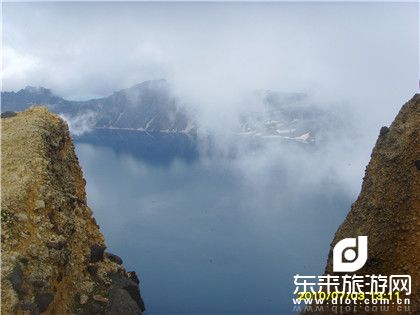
[1, 107, 145, 314]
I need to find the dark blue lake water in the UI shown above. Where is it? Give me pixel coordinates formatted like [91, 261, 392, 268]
[75, 129, 354, 315]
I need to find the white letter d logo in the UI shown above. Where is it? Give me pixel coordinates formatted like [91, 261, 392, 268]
[333, 236, 368, 272]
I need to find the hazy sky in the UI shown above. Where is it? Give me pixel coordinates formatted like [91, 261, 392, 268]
[2, 1, 419, 176]
[3, 2, 418, 103]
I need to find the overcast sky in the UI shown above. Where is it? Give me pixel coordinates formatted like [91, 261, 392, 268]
[2, 2, 418, 137]
[2, 5, 419, 311]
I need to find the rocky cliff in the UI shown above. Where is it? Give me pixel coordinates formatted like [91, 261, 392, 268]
[1, 107, 145, 314]
[323, 94, 419, 313]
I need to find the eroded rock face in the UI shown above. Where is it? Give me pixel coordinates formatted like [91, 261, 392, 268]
[1, 107, 145, 314]
[322, 95, 419, 314]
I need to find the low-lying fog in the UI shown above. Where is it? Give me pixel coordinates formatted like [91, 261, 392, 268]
[3, 1, 418, 313]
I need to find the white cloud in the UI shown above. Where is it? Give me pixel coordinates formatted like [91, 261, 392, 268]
[2, 46, 41, 86]
[59, 111, 97, 136]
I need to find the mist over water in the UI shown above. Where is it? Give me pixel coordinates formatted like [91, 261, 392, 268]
[3, 1, 418, 313]
[75, 132, 354, 314]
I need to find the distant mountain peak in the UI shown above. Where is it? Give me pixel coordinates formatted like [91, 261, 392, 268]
[127, 79, 168, 91]
[110, 80, 169, 99]
[132, 79, 167, 87]
[22, 86, 53, 95]
[1, 80, 192, 135]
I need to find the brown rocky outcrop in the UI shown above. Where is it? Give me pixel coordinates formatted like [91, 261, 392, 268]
[1, 107, 145, 314]
[321, 94, 419, 314]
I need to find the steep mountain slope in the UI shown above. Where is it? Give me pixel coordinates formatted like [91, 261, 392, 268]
[1, 80, 192, 133]
[322, 94, 419, 313]
[1, 107, 145, 314]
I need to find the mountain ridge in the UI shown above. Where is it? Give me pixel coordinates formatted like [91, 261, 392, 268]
[2, 80, 193, 134]
[2, 80, 342, 143]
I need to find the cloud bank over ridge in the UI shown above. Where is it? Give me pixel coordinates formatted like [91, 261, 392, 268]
[2, 1, 418, 194]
